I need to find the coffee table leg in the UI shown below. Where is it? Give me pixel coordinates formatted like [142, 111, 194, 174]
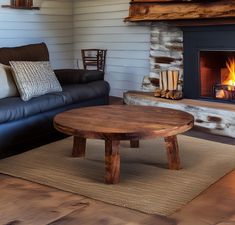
[164, 135, 181, 170]
[130, 140, 139, 148]
[105, 140, 120, 184]
[72, 136, 86, 157]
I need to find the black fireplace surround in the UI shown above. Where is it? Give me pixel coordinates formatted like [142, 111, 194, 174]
[183, 25, 235, 101]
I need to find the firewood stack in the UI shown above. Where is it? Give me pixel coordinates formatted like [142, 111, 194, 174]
[154, 70, 183, 100]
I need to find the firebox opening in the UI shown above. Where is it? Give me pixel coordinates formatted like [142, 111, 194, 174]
[200, 51, 235, 102]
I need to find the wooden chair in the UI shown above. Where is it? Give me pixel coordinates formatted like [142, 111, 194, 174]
[81, 49, 107, 72]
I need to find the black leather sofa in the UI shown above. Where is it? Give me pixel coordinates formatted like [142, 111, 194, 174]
[0, 43, 110, 158]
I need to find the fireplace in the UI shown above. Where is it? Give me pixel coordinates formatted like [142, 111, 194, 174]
[183, 25, 235, 103]
[126, 1, 235, 138]
[200, 51, 235, 102]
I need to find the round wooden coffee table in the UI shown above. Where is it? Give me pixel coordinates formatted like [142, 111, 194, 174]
[54, 105, 194, 184]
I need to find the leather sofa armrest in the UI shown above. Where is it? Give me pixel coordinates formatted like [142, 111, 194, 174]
[80, 70, 104, 83]
[54, 69, 104, 84]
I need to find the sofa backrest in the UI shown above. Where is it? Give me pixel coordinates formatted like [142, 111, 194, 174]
[0, 42, 49, 65]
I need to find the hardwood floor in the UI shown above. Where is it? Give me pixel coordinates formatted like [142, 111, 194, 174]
[2, 167, 235, 225]
[0, 175, 173, 225]
[1, 96, 235, 225]
[171, 170, 235, 225]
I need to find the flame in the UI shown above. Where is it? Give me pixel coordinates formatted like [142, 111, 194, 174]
[224, 57, 235, 86]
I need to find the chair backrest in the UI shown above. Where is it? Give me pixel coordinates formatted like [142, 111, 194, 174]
[81, 49, 107, 72]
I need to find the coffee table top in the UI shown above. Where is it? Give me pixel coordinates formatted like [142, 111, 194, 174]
[54, 105, 194, 140]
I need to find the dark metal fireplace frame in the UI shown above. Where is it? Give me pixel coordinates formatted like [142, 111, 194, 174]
[183, 25, 235, 100]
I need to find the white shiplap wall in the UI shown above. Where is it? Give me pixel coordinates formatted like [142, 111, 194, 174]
[0, 0, 73, 69]
[73, 0, 151, 97]
[0, 0, 151, 96]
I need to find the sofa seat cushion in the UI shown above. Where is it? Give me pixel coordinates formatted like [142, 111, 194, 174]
[0, 80, 109, 124]
[62, 80, 110, 103]
[0, 92, 71, 124]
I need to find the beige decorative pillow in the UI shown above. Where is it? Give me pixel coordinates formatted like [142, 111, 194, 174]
[0, 63, 19, 99]
[10, 61, 62, 101]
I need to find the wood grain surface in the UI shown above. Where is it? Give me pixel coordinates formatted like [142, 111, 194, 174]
[125, 0, 235, 22]
[54, 105, 194, 140]
[105, 140, 120, 184]
[0, 174, 174, 225]
[73, 136, 86, 157]
[164, 135, 181, 170]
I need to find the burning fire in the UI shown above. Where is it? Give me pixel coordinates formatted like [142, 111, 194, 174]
[216, 57, 235, 99]
[224, 57, 235, 86]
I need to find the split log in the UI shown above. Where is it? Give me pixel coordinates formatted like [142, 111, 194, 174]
[154, 88, 161, 97]
[154, 89, 183, 100]
[173, 71, 179, 90]
[160, 90, 168, 98]
[165, 90, 183, 100]
[215, 89, 229, 99]
[165, 91, 171, 99]
[155, 70, 183, 100]
[168, 70, 174, 91]
[160, 70, 179, 91]
[160, 71, 168, 90]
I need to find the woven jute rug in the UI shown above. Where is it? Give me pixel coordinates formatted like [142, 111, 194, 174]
[0, 135, 234, 216]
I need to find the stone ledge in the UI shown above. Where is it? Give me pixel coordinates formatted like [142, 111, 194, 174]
[123, 91, 235, 138]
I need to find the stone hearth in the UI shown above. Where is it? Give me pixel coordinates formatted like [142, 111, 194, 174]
[124, 91, 235, 138]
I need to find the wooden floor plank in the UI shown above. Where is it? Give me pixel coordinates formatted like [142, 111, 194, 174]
[0, 175, 87, 225]
[2, 150, 235, 225]
[171, 170, 235, 225]
[48, 201, 175, 225]
[0, 174, 174, 225]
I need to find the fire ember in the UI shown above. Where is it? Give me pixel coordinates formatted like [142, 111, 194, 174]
[213, 57, 235, 101]
[214, 84, 235, 101]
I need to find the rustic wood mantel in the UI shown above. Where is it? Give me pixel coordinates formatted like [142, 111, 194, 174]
[125, 0, 235, 25]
